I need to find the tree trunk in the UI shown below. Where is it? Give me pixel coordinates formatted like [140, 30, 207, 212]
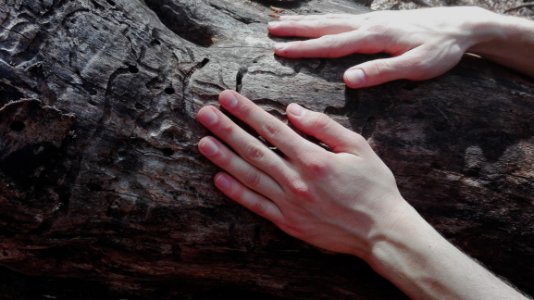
[0, 0, 532, 299]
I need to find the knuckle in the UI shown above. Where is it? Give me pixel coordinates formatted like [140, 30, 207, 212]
[238, 102, 253, 117]
[244, 171, 262, 188]
[364, 22, 389, 36]
[213, 148, 230, 164]
[405, 61, 433, 80]
[311, 113, 331, 131]
[230, 182, 245, 199]
[396, 56, 417, 70]
[306, 161, 328, 177]
[299, 155, 328, 178]
[368, 60, 396, 78]
[244, 143, 265, 161]
[265, 160, 285, 179]
[251, 201, 266, 214]
[262, 122, 281, 139]
[288, 180, 312, 198]
[219, 121, 233, 135]
[317, 36, 340, 57]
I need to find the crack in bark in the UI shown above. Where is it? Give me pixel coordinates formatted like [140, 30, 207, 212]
[235, 66, 248, 92]
[144, 0, 214, 47]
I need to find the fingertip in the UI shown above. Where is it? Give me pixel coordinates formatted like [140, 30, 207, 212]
[343, 77, 360, 89]
[196, 105, 219, 126]
[343, 68, 366, 89]
[219, 89, 236, 100]
[286, 103, 306, 118]
[267, 21, 280, 30]
[198, 135, 211, 146]
[214, 172, 232, 191]
[198, 136, 218, 157]
[273, 43, 293, 57]
[273, 42, 286, 51]
[219, 89, 238, 108]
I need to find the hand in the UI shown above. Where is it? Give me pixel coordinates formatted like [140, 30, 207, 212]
[196, 91, 528, 299]
[196, 90, 408, 258]
[268, 7, 498, 88]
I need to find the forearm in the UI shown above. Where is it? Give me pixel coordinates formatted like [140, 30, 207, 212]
[366, 201, 528, 300]
[468, 12, 534, 78]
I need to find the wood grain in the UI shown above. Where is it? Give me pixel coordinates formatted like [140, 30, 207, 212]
[0, 0, 532, 298]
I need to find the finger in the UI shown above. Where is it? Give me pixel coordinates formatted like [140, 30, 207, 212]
[214, 172, 284, 224]
[268, 20, 355, 38]
[199, 136, 285, 201]
[218, 90, 320, 160]
[286, 104, 372, 155]
[197, 105, 294, 184]
[343, 46, 442, 88]
[274, 30, 385, 59]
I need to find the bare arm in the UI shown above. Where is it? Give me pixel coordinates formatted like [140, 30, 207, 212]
[370, 202, 527, 299]
[268, 7, 534, 88]
[469, 14, 534, 78]
[196, 90, 528, 299]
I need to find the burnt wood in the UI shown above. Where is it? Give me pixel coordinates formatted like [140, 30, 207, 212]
[0, 0, 532, 298]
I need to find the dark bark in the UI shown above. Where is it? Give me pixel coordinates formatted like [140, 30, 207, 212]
[0, 0, 532, 299]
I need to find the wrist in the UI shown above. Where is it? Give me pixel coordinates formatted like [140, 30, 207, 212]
[362, 198, 434, 262]
[365, 201, 527, 299]
[466, 10, 529, 57]
[367, 201, 438, 269]
[366, 202, 452, 297]
[458, 7, 507, 51]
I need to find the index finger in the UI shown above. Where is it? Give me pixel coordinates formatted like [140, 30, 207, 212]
[218, 90, 320, 160]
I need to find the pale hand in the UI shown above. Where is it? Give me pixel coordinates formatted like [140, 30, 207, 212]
[196, 90, 408, 259]
[269, 7, 498, 88]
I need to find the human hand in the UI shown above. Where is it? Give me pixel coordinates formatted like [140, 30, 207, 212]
[268, 7, 498, 88]
[196, 90, 409, 258]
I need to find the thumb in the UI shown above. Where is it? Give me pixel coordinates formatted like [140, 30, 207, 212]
[343, 47, 439, 88]
[286, 103, 371, 155]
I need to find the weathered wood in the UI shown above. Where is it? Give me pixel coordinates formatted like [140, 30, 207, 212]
[0, 0, 532, 298]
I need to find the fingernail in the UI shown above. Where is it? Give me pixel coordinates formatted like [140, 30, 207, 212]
[344, 69, 366, 86]
[221, 92, 238, 108]
[199, 138, 218, 156]
[200, 108, 218, 126]
[288, 103, 305, 117]
[268, 21, 280, 27]
[215, 173, 231, 190]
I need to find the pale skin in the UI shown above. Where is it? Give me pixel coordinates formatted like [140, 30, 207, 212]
[197, 7, 533, 300]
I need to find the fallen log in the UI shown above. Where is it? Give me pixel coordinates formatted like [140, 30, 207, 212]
[0, 0, 532, 298]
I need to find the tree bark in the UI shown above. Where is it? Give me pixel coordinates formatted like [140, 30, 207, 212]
[0, 0, 532, 299]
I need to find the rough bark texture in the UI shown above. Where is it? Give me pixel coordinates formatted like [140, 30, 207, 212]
[0, 0, 533, 299]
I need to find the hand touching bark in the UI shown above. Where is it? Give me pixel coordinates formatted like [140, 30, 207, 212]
[196, 90, 408, 258]
[196, 90, 529, 299]
[268, 7, 529, 87]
